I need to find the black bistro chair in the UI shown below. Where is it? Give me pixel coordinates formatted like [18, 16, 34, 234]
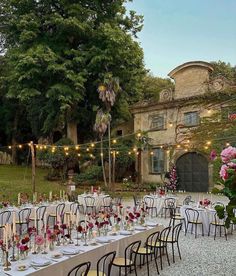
[84, 196, 96, 214]
[16, 208, 31, 235]
[208, 212, 227, 240]
[143, 196, 158, 217]
[30, 206, 47, 234]
[185, 208, 204, 238]
[67, 261, 91, 276]
[87, 251, 116, 276]
[47, 203, 65, 226]
[112, 240, 141, 276]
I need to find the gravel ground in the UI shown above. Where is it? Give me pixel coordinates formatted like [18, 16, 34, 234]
[125, 193, 236, 276]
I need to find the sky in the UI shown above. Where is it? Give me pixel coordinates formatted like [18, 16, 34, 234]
[126, 0, 236, 78]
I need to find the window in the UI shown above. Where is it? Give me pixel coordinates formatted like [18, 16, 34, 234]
[150, 114, 165, 130]
[150, 148, 165, 174]
[184, 112, 199, 127]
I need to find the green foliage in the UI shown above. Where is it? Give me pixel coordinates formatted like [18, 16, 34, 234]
[140, 73, 174, 101]
[210, 61, 236, 81]
[74, 165, 102, 185]
[0, 0, 145, 142]
[214, 205, 225, 219]
[37, 138, 78, 181]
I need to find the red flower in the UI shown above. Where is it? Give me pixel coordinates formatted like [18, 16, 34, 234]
[77, 225, 83, 233]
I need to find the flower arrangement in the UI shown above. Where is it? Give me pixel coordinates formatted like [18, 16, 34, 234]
[199, 198, 211, 207]
[165, 165, 178, 191]
[215, 146, 236, 227]
[17, 236, 30, 258]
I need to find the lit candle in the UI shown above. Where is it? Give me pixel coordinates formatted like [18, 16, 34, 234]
[5, 224, 8, 251]
[44, 211, 47, 233]
[12, 212, 16, 235]
[18, 193, 21, 205]
[49, 191, 52, 201]
[34, 209, 37, 229]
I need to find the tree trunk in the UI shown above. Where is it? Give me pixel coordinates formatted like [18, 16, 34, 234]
[100, 137, 107, 187]
[108, 121, 111, 188]
[112, 151, 116, 191]
[11, 110, 19, 164]
[67, 121, 78, 144]
[30, 142, 36, 194]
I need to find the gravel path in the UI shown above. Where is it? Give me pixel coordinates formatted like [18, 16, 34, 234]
[126, 193, 235, 276]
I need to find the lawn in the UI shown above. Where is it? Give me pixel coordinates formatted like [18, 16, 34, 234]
[0, 165, 137, 203]
[0, 164, 64, 203]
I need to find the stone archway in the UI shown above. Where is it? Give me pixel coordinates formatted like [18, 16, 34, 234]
[176, 152, 209, 192]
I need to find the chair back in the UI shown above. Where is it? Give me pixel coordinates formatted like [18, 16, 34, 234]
[133, 195, 142, 207]
[171, 223, 182, 241]
[67, 261, 91, 276]
[143, 196, 154, 208]
[124, 240, 141, 266]
[159, 226, 171, 245]
[18, 208, 31, 223]
[213, 211, 225, 225]
[185, 208, 199, 223]
[102, 196, 112, 207]
[164, 198, 176, 208]
[36, 206, 47, 220]
[146, 230, 160, 249]
[84, 196, 95, 207]
[97, 251, 116, 276]
[70, 202, 78, 215]
[183, 195, 192, 205]
[0, 211, 11, 226]
[56, 203, 65, 223]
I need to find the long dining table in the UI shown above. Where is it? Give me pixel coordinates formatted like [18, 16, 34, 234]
[3, 223, 163, 276]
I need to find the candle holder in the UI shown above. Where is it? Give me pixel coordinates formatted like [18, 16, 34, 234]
[68, 221, 74, 244]
[41, 233, 48, 254]
[3, 251, 11, 271]
[56, 235, 61, 246]
[32, 235, 38, 254]
[10, 238, 17, 262]
[83, 232, 88, 246]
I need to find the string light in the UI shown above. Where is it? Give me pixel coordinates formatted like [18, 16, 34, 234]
[168, 122, 173, 127]
[112, 139, 117, 144]
[91, 143, 95, 147]
[150, 151, 154, 155]
[137, 133, 142, 138]
[116, 151, 119, 154]
[78, 153, 81, 157]
[128, 152, 131, 155]
[86, 148, 90, 152]
[75, 145, 79, 150]
[206, 141, 211, 145]
[65, 152, 69, 156]
[18, 145, 22, 149]
[226, 142, 230, 146]
[100, 153, 103, 157]
[204, 146, 209, 150]
[176, 144, 181, 148]
[133, 147, 137, 152]
[8, 146, 11, 149]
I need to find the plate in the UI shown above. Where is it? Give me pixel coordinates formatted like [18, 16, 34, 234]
[146, 222, 158, 227]
[119, 230, 132, 235]
[134, 226, 146, 231]
[16, 264, 29, 271]
[96, 237, 112, 243]
[31, 258, 51, 267]
[61, 247, 80, 255]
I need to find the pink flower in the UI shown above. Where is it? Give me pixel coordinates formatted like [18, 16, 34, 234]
[35, 235, 44, 246]
[221, 146, 236, 163]
[210, 150, 217, 161]
[220, 164, 229, 180]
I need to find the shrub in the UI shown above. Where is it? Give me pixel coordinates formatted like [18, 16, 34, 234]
[74, 165, 102, 185]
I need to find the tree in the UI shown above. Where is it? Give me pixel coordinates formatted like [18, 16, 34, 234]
[0, 0, 145, 144]
[140, 73, 174, 101]
[210, 61, 236, 82]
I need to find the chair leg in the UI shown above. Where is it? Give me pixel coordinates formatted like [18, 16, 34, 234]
[172, 242, 175, 263]
[208, 223, 211, 236]
[224, 226, 227, 241]
[146, 254, 149, 276]
[202, 224, 204, 236]
[177, 242, 181, 260]
[159, 248, 163, 270]
[195, 223, 197, 238]
[165, 246, 170, 266]
[214, 225, 217, 240]
[153, 253, 159, 275]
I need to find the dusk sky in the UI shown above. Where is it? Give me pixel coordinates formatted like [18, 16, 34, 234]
[126, 0, 236, 78]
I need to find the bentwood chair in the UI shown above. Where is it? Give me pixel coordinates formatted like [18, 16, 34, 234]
[161, 198, 176, 218]
[185, 208, 204, 238]
[48, 203, 65, 226]
[134, 231, 160, 275]
[133, 195, 142, 209]
[30, 206, 47, 234]
[84, 196, 96, 214]
[100, 196, 112, 212]
[0, 211, 11, 227]
[147, 226, 171, 270]
[0, 211, 11, 238]
[87, 251, 116, 276]
[169, 207, 186, 231]
[67, 261, 91, 276]
[208, 212, 227, 240]
[112, 240, 141, 276]
[143, 196, 158, 217]
[16, 208, 31, 235]
[162, 223, 182, 263]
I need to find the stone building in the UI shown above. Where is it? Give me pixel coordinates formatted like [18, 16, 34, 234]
[130, 61, 235, 192]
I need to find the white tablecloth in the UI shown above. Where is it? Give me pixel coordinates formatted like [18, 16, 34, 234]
[5, 224, 163, 276]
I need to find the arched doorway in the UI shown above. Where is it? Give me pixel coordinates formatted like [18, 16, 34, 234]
[176, 152, 209, 192]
